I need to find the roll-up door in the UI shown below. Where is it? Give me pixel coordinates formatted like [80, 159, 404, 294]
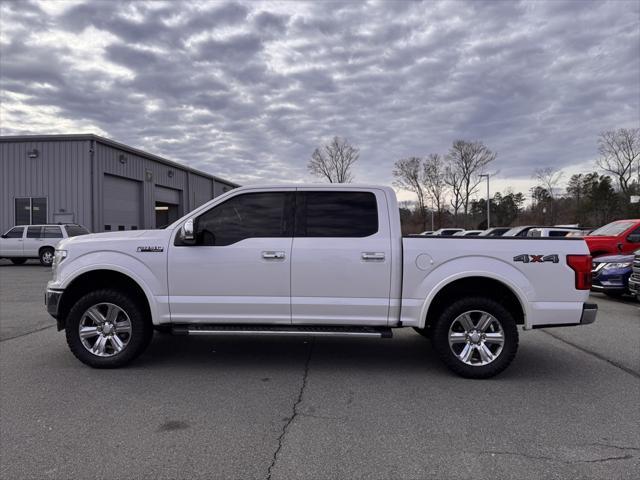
[103, 174, 142, 231]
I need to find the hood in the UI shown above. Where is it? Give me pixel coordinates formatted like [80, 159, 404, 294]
[58, 229, 170, 250]
[592, 253, 635, 264]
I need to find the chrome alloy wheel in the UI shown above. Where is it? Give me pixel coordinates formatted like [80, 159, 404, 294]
[78, 303, 132, 357]
[448, 310, 505, 366]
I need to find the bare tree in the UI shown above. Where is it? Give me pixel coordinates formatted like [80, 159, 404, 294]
[447, 140, 496, 221]
[444, 162, 464, 218]
[596, 128, 640, 196]
[533, 167, 564, 200]
[308, 136, 359, 183]
[393, 157, 428, 230]
[423, 153, 448, 228]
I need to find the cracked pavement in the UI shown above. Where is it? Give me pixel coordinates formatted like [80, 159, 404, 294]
[1, 262, 639, 479]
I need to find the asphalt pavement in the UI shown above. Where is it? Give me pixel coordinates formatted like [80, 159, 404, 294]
[0, 261, 638, 479]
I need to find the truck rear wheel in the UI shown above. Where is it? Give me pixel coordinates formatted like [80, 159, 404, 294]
[431, 297, 518, 379]
[65, 289, 152, 368]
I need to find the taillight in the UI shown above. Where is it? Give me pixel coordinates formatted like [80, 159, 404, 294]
[567, 254, 592, 290]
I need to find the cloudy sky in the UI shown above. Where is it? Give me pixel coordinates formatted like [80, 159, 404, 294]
[1, 0, 638, 201]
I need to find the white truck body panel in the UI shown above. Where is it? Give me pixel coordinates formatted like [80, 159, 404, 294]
[49, 184, 592, 331]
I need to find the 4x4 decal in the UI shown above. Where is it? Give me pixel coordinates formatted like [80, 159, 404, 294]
[513, 254, 559, 264]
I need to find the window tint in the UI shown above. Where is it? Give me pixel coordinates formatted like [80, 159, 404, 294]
[4, 227, 24, 238]
[64, 225, 90, 237]
[43, 226, 63, 238]
[27, 226, 42, 238]
[297, 192, 378, 238]
[196, 192, 291, 246]
[549, 230, 569, 237]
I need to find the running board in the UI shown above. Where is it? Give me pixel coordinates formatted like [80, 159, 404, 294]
[171, 324, 393, 338]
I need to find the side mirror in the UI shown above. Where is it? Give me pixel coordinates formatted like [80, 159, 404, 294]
[0, 234, 6, 239]
[180, 218, 196, 245]
[627, 234, 640, 243]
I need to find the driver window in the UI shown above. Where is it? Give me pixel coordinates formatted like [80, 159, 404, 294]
[196, 192, 291, 246]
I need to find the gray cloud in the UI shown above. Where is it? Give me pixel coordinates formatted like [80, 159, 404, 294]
[1, 0, 638, 192]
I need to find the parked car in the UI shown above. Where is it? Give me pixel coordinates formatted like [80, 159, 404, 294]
[479, 227, 511, 237]
[503, 226, 542, 237]
[527, 227, 582, 238]
[453, 230, 483, 236]
[591, 252, 635, 297]
[46, 184, 596, 378]
[584, 219, 640, 257]
[628, 250, 640, 301]
[0, 224, 90, 265]
[432, 228, 465, 236]
[419, 231, 434, 236]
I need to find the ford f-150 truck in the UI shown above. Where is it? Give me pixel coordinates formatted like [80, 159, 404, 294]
[46, 185, 597, 378]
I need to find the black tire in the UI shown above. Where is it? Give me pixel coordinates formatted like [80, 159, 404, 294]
[10, 258, 27, 265]
[65, 289, 153, 368]
[39, 247, 54, 266]
[431, 297, 519, 379]
[413, 326, 431, 339]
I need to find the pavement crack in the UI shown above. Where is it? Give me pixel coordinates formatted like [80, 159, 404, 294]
[266, 339, 315, 480]
[0, 324, 56, 342]
[479, 450, 633, 464]
[542, 330, 640, 379]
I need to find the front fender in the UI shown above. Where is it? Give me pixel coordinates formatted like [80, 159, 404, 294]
[54, 250, 169, 325]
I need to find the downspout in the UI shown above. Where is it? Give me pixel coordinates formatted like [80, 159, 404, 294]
[89, 139, 96, 232]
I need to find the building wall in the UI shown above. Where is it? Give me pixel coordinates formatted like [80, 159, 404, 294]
[1, 136, 237, 234]
[0, 139, 93, 233]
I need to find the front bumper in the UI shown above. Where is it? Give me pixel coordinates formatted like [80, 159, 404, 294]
[45, 288, 63, 318]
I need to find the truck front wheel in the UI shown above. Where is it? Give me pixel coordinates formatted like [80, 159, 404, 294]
[65, 289, 153, 368]
[431, 297, 519, 379]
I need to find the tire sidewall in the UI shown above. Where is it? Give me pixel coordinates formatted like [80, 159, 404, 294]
[39, 248, 54, 266]
[431, 297, 519, 379]
[65, 289, 151, 368]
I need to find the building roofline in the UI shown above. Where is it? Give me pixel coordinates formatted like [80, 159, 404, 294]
[0, 133, 240, 188]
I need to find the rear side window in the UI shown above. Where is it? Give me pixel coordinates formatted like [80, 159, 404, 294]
[27, 226, 42, 238]
[65, 225, 90, 237]
[196, 192, 292, 246]
[549, 230, 569, 237]
[43, 226, 63, 238]
[296, 191, 378, 238]
[3, 227, 24, 238]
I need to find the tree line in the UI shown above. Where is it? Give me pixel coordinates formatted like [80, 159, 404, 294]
[307, 128, 640, 232]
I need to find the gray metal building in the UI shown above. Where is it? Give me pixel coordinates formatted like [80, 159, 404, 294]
[0, 134, 238, 234]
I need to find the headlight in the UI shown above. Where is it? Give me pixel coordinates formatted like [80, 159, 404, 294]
[52, 250, 67, 268]
[602, 262, 632, 270]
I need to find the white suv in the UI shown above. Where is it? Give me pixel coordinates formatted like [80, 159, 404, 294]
[0, 224, 90, 265]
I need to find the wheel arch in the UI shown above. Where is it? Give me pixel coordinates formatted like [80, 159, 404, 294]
[420, 276, 527, 331]
[57, 270, 153, 331]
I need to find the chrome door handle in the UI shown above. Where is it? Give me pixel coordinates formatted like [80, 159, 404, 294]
[262, 251, 285, 260]
[362, 252, 385, 261]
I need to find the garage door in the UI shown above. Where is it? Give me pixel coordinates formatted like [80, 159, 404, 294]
[103, 174, 142, 231]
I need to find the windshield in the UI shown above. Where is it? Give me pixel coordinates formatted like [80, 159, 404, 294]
[588, 221, 636, 237]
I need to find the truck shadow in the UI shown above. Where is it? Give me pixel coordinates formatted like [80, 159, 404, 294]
[132, 331, 575, 382]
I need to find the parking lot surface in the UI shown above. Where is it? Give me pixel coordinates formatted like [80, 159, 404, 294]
[1, 261, 638, 479]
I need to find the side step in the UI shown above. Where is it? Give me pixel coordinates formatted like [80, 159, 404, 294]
[171, 324, 393, 338]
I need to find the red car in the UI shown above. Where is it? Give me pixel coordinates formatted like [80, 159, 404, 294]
[585, 219, 640, 257]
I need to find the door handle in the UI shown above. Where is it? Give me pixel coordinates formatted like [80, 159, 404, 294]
[262, 251, 285, 260]
[362, 252, 385, 261]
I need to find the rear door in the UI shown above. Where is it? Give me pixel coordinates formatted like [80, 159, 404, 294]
[23, 226, 43, 256]
[291, 189, 392, 326]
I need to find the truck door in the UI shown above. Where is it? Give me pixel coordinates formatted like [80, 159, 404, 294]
[168, 190, 294, 324]
[291, 189, 392, 326]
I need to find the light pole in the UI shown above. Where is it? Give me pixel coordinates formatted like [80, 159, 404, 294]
[480, 174, 490, 229]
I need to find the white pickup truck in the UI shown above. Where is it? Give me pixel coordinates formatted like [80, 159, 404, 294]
[46, 185, 597, 378]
